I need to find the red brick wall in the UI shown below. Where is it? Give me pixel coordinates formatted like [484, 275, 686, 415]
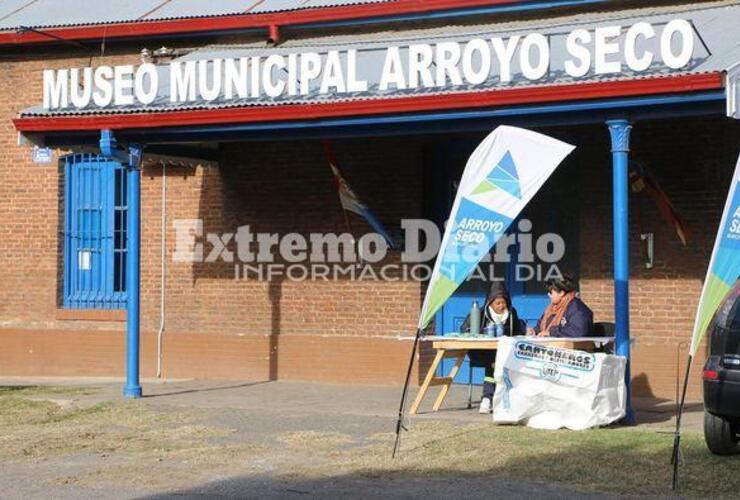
[0, 50, 142, 332]
[571, 117, 740, 399]
[137, 138, 424, 337]
[1, 44, 739, 402]
[0, 328, 415, 383]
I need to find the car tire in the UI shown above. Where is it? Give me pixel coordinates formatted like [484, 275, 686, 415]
[704, 410, 740, 455]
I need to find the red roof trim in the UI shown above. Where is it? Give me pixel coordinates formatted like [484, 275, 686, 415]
[13, 73, 724, 133]
[0, 0, 534, 46]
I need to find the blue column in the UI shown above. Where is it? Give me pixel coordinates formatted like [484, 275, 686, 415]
[607, 119, 634, 423]
[123, 163, 142, 398]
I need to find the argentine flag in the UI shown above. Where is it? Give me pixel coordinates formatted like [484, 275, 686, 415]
[324, 141, 396, 249]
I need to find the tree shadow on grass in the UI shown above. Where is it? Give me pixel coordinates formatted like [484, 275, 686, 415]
[139, 426, 740, 499]
[0, 385, 95, 397]
[140, 470, 612, 499]
[0, 385, 35, 393]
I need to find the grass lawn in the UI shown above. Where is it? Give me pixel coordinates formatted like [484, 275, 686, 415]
[1, 385, 738, 497]
[372, 421, 740, 497]
[0, 385, 264, 489]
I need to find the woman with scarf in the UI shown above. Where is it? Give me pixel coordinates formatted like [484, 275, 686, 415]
[528, 274, 593, 338]
[461, 281, 525, 413]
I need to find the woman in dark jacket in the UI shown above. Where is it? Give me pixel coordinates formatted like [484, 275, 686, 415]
[461, 281, 525, 413]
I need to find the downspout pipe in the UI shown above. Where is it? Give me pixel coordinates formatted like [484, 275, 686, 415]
[268, 24, 280, 45]
[157, 164, 166, 378]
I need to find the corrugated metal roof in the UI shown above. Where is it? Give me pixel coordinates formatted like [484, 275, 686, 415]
[209, 0, 736, 53]
[0, 0, 397, 31]
[19, 1, 740, 118]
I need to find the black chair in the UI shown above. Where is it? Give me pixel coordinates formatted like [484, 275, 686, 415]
[592, 321, 615, 337]
[518, 319, 528, 334]
[592, 322, 615, 353]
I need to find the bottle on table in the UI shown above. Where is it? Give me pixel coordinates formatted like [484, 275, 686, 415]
[484, 323, 496, 337]
[495, 323, 505, 337]
[469, 301, 481, 335]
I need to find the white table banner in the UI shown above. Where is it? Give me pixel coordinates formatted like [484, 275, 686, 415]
[492, 337, 626, 430]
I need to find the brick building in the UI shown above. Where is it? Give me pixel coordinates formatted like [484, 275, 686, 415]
[1, 0, 739, 402]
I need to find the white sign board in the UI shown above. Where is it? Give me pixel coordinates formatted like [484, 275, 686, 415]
[728, 63, 740, 120]
[32, 146, 53, 164]
[78, 250, 91, 271]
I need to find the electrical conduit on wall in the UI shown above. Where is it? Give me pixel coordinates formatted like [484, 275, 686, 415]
[157, 164, 166, 378]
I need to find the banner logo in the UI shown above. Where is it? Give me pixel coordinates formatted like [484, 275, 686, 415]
[514, 340, 595, 372]
[418, 126, 575, 328]
[473, 151, 522, 199]
[540, 362, 562, 382]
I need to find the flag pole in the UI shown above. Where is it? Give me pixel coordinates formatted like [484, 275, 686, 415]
[323, 140, 366, 262]
[342, 209, 353, 236]
[392, 327, 422, 458]
[342, 208, 363, 264]
[670, 154, 740, 488]
[671, 354, 694, 490]
[388, 126, 576, 458]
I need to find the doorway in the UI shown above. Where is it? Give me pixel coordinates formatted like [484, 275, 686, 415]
[430, 133, 580, 384]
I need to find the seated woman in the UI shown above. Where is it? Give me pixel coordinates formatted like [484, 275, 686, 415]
[528, 274, 594, 338]
[461, 281, 525, 413]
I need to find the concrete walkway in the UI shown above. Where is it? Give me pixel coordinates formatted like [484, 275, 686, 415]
[0, 377, 705, 499]
[0, 376, 704, 432]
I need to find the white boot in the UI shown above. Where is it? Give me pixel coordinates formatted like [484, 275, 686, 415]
[478, 397, 492, 414]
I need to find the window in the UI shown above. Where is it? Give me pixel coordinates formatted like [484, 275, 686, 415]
[63, 154, 127, 309]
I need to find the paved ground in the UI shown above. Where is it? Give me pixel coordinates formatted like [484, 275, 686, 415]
[0, 377, 705, 499]
[0, 375, 703, 431]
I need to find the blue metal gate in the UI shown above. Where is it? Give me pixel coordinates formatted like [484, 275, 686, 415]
[63, 153, 127, 309]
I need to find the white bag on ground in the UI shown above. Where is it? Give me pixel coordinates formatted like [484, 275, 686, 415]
[491, 337, 626, 430]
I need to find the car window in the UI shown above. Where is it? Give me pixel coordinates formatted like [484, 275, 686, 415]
[715, 280, 740, 330]
[732, 302, 740, 330]
[726, 298, 740, 356]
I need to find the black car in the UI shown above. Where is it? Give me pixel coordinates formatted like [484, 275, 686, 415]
[703, 280, 740, 455]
